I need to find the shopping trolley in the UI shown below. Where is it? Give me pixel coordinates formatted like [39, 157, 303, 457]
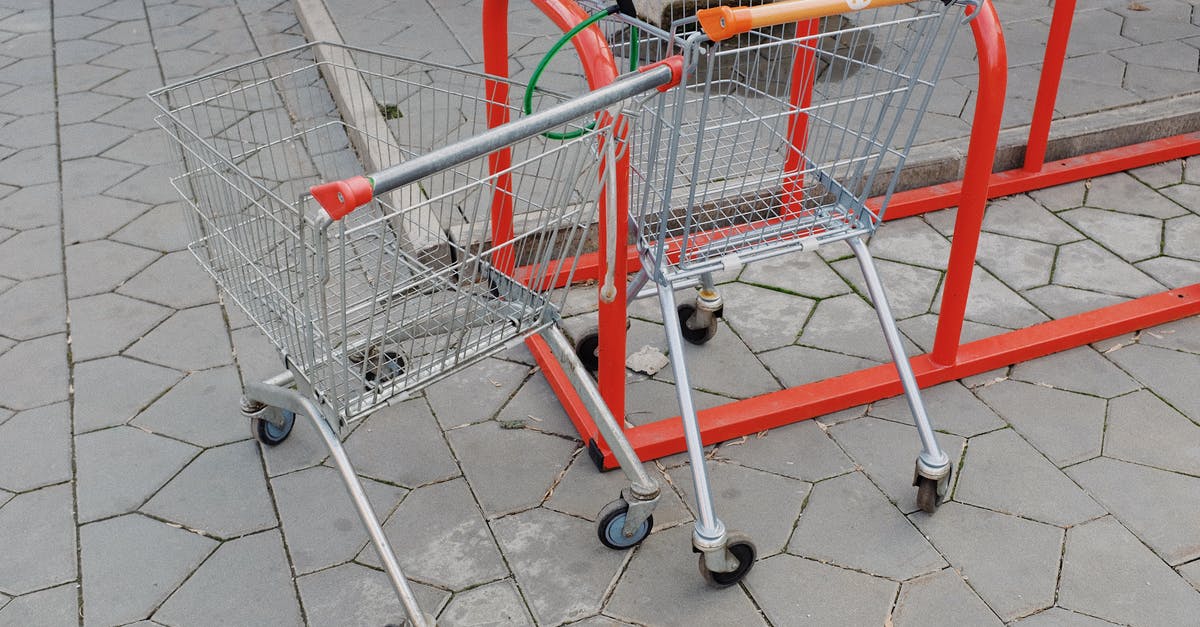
[551, 0, 971, 586]
[150, 42, 683, 626]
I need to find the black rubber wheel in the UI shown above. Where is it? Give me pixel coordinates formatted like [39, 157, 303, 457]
[253, 410, 294, 446]
[677, 303, 718, 345]
[363, 351, 406, 389]
[596, 498, 653, 550]
[699, 533, 756, 587]
[916, 476, 940, 513]
[575, 331, 600, 373]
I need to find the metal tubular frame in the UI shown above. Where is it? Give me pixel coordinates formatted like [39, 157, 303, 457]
[503, 0, 1200, 469]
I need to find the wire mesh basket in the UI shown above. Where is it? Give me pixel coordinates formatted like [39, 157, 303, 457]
[151, 42, 613, 427]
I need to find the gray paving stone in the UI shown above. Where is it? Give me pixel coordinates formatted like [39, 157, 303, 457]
[61, 156, 141, 201]
[102, 128, 171, 167]
[53, 37, 117, 65]
[65, 239, 159, 298]
[1010, 607, 1122, 626]
[116, 250, 217, 309]
[488, 508, 624, 625]
[1022, 284, 1131, 320]
[974, 231, 1057, 291]
[1060, 207, 1163, 262]
[271, 465, 406, 575]
[1053, 240, 1166, 298]
[607, 524, 767, 627]
[893, 568, 1003, 627]
[341, 399, 460, 488]
[673, 460, 809, 555]
[228, 324, 282, 385]
[142, 440, 276, 539]
[295, 561, 448, 627]
[543, 450, 692, 529]
[0, 402, 69, 492]
[1054, 54, 1141, 116]
[913, 503, 1063, 621]
[1107, 343, 1200, 419]
[789, 471, 945, 578]
[73, 356, 181, 433]
[153, 529, 303, 627]
[798, 293, 921, 361]
[717, 419, 854, 482]
[110, 203, 191, 252]
[867, 217, 952, 269]
[745, 553, 895, 627]
[832, 256, 943, 320]
[754, 344, 881, 390]
[1105, 391, 1200, 477]
[1010, 345, 1141, 399]
[62, 193, 148, 243]
[1068, 457, 1200, 565]
[68, 292, 171, 361]
[440, 579, 533, 627]
[654, 319, 782, 399]
[80, 513, 216, 627]
[829, 417, 964, 513]
[1163, 213, 1200, 261]
[1057, 516, 1200, 626]
[1179, 560, 1200, 592]
[0, 275, 64, 340]
[624, 377, 731, 426]
[1086, 171, 1189, 219]
[1130, 160, 1185, 189]
[1160, 183, 1200, 214]
[871, 381, 1006, 438]
[56, 90, 127, 128]
[0, 334, 67, 410]
[956, 429, 1104, 526]
[974, 380, 1106, 467]
[0, 484, 76, 596]
[424, 357, 529, 430]
[0, 225, 60, 280]
[259, 411, 329, 477]
[59, 120, 128, 160]
[932, 266, 1049, 329]
[493, 369, 582, 438]
[446, 420, 575, 517]
[75, 425, 197, 522]
[131, 365, 248, 447]
[96, 96, 161, 132]
[717, 282, 814, 353]
[738, 248, 851, 299]
[364, 478, 508, 590]
[109, 163, 180, 206]
[0, 583, 78, 627]
[982, 194, 1084, 245]
[126, 304, 233, 371]
[1138, 316, 1200, 354]
[0, 182, 58, 230]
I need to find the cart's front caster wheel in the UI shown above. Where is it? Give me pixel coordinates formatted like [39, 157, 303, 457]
[575, 331, 600, 373]
[596, 498, 653, 549]
[677, 303, 718, 345]
[915, 476, 941, 513]
[252, 409, 294, 446]
[699, 533, 756, 587]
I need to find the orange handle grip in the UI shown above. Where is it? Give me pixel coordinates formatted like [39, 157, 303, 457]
[310, 176, 373, 221]
[697, 0, 919, 41]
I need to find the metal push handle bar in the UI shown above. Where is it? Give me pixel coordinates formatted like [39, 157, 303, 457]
[311, 55, 684, 223]
[697, 0, 924, 41]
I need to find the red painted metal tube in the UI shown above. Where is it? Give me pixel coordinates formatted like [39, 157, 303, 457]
[930, 0, 1006, 366]
[1023, 0, 1076, 172]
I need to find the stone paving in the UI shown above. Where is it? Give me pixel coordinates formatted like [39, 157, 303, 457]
[0, 0, 1197, 626]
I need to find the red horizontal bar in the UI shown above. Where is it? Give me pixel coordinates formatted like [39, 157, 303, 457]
[598, 283, 1200, 468]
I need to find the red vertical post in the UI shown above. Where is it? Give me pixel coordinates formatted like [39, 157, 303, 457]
[780, 18, 821, 215]
[931, 1, 1007, 366]
[482, 0, 517, 275]
[1023, 0, 1076, 172]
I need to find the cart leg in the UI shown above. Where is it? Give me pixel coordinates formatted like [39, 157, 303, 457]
[657, 285, 756, 586]
[848, 237, 952, 511]
[244, 378, 436, 627]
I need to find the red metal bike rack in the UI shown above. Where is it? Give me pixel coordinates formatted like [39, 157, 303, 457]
[484, 0, 1200, 469]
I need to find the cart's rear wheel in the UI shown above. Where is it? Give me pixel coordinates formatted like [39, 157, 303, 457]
[575, 331, 600, 373]
[916, 476, 940, 513]
[699, 532, 756, 587]
[678, 303, 718, 345]
[363, 351, 406, 389]
[596, 498, 652, 549]
[253, 410, 294, 446]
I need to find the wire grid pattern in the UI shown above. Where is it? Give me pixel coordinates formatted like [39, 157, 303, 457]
[151, 42, 610, 426]
[596, 1, 960, 278]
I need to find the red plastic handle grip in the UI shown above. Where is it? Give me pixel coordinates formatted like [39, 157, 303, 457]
[638, 55, 685, 92]
[310, 176, 373, 221]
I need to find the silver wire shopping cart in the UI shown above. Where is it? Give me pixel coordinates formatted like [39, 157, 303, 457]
[150, 41, 683, 626]
[571, 0, 973, 586]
